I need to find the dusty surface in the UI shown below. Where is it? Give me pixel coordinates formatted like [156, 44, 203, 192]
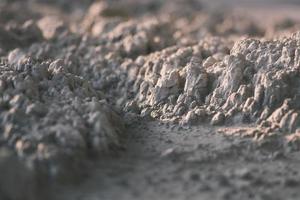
[54, 120, 300, 200]
[1, 0, 300, 200]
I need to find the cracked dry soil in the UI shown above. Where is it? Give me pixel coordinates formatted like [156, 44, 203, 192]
[1, 0, 300, 200]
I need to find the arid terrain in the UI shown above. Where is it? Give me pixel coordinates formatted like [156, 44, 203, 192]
[1, 0, 300, 200]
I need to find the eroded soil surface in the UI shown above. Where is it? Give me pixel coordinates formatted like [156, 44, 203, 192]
[1, 0, 300, 200]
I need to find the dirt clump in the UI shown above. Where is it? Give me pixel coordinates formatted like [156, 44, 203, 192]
[1, 0, 300, 199]
[123, 32, 300, 141]
[0, 37, 125, 189]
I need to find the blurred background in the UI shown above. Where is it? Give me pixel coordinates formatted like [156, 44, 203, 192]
[1, 0, 300, 53]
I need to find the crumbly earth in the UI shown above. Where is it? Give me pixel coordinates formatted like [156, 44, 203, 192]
[1, 0, 300, 200]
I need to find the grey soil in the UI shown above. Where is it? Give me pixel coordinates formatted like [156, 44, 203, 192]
[55, 120, 300, 200]
[1, 0, 300, 200]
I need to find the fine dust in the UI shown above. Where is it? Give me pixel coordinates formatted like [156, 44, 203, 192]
[0, 0, 300, 200]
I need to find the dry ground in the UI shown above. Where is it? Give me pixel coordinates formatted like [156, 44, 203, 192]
[1, 1, 300, 200]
